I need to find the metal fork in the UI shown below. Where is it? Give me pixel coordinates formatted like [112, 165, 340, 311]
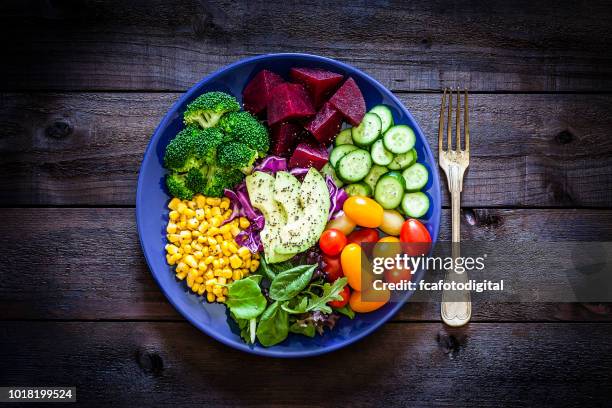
[438, 88, 471, 327]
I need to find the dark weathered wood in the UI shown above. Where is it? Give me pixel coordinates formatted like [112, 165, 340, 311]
[1, 208, 610, 321]
[1, 1, 612, 92]
[0, 321, 611, 406]
[2, 93, 611, 207]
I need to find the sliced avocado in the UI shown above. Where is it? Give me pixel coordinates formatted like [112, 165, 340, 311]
[274, 171, 301, 224]
[276, 168, 330, 254]
[246, 172, 295, 263]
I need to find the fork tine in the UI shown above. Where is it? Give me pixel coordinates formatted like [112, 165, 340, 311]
[464, 89, 469, 152]
[447, 88, 453, 150]
[456, 87, 461, 151]
[438, 88, 447, 152]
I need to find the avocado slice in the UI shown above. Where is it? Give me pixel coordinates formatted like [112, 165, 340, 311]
[245, 172, 295, 263]
[275, 168, 330, 254]
[273, 171, 301, 223]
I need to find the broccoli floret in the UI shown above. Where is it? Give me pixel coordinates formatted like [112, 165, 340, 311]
[185, 166, 209, 193]
[203, 166, 244, 197]
[164, 127, 224, 171]
[166, 173, 194, 200]
[218, 111, 269, 154]
[184, 91, 240, 128]
[217, 141, 258, 174]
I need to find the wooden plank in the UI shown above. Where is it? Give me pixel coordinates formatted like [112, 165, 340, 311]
[1, 93, 611, 206]
[1, 208, 611, 322]
[0, 321, 611, 406]
[1, 1, 612, 92]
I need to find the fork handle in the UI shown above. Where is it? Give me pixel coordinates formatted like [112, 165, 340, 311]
[441, 189, 472, 327]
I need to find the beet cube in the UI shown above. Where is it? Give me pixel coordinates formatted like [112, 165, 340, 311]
[270, 122, 302, 157]
[242, 70, 284, 116]
[267, 83, 315, 126]
[288, 143, 329, 170]
[305, 102, 343, 145]
[290, 67, 344, 108]
[328, 77, 366, 126]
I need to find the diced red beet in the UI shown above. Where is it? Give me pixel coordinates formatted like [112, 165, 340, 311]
[289, 143, 329, 170]
[328, 77, 366, 126]
[305, 102, 343, 145]
[267, 83, 315, 125]
[290, 67, 344, 108]
[270, 122, 302, 157]
[242, 70, 284, 116]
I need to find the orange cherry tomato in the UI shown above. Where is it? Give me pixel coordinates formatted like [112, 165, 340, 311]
[349, 289, 390, 313]
[343, 196, 384, 228]
[372, 236, 401, 260]
[340, 243, 364, 291]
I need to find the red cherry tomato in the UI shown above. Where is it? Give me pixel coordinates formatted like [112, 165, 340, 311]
[347, 228, 379, 246]
[384, 267, 413, 285]
[319, 229, 348, 256]
[328, 285, 350, 308]
[399, 219, 432, 256]
[322, 254, 343, 282]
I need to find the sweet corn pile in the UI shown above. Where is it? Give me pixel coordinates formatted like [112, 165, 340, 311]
[165, 194, 260, 303]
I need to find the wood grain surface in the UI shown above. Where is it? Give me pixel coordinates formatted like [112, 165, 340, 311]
[1, 0, 612, 92]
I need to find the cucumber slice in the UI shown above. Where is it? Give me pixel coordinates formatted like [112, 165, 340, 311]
[334, 128, 353, 146]
[344, 182, 372, 197]
[402, 163, 429, 191]
[401, 192, 430, 218]
[387, 149, 416, 170]
[320, 162, 344, 187]
[336, 149, 372, 183]
[369, 105, 394, 133]
[370, 139, 393, 166]
[329, 144, 358, 168]
[351, 112, 381, 147]
[363, 165, 388, 192]
[383, 125, 416, 154]
[374, 171, 406, 209]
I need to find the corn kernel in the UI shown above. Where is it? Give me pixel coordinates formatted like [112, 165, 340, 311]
[179, 230, 192, 240]
[195, 208, 205, 221]
[168, 197, 182, 210]
[182, 244, 192, 254]
[204, 207, 212, 218]
[194, 251, 203, 260]
[195, 276, 204, 284]
[198, 261, 207, 270]
[212, 259, 220, 269]
[230, 226, 241, 237]
[205, 256, 214, 265]
[165, 244, 179, 254]
[215, 235, 224, 245]
[192, 282, 200, 292]
[204, 271, 214, 280]
[197, 286, 206, 296]
[187, 275, 195, 288]
[206, 292, 215, 302]
[196, 195, 206, 208]
[220, 199, 230, 209]
[213, 285, 223, 296]
[198, 221, 209, 234]
[184, 255, 197, 268]
[210, 245, 221, 256]
[250, 260, 260, 272]
[223, 268, 233, 279]
[211, 206, 221, 216]
[192, 242, 203, 251]
[239, 217, 250, 229]
[216, 295, 226, 303]
[207, 236, 217, 246]
[222, 210, 232, 220]
[232, 269, 242, 281]
[191, 230, 201, 238]
[207, 227, 220, 236]
[244, 259, 251, 269]
[166, 223, 177, 234]
[167, 233, 180, 243]
[222, 287, 228, 295]
[187, 200, 197, 210]
[166, 254, 176, 265]
[218, 277, 227, 285]
[184, 208, 196, 218]
[176, 262, 187, 273]
[177, 202, 187, 214]
[187, 217, 199, 230]
[176, 271, 187, 280]
[214, 268, 223, 277]
[229, 255, 243, 269]
[169, 210, 180, 221]
[202, 246, 209, 256]
[197, 236, 207, 244]
[238, 247, 251, 259]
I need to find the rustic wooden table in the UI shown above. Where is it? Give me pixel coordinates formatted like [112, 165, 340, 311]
[1, 1, 612, 406]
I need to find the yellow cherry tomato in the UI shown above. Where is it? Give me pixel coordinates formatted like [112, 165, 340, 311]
[372, 236, 401, 260]
[343, 196, 384, 228]
[349, 289, 390, 313]
[341, 243, 365, 291]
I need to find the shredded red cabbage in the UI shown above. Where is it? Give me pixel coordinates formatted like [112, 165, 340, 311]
[254, 156, 288, 173]
[325, 175, 347, 220]
[235, 226, 263, 253]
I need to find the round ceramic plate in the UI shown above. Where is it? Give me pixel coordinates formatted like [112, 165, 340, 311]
[136, 53, 441, 357]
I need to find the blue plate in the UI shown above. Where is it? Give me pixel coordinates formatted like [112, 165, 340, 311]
[136, 53, 441, 358]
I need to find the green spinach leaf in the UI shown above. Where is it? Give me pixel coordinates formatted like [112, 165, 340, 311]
[334, 304, 355, 319]
[269, 264, 317, 301]
[255, 301, 289, 347]
[281, 296, 309, 314]
[257, 256, 277, 281]
[226, 278, 267, 320]
[289, 319, 316, 338]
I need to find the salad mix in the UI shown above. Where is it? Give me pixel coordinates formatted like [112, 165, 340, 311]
[162, 67, 432, 347]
